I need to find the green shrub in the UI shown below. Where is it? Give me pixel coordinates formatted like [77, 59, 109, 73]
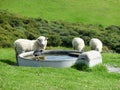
[0, 10, 120, 53]
[72, 62, 90, 71]
[61, 36, 74, 47]
[47, 34, 62, 46]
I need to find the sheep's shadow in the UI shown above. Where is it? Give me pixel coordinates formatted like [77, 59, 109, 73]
[0, 59, 16, 66]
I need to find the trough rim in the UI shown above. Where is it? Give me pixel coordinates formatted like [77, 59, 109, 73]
[18, 50, 80, 62]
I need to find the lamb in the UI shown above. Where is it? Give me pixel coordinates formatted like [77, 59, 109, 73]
[89, 38, 103, 52]
[14, 36, 48, 64]
[72, 37, 85, 52]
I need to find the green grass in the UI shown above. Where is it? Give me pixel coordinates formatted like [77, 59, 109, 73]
[0, 48, 120, 90]
[0, 0, 120, 26]
[102, 53, 120, 67]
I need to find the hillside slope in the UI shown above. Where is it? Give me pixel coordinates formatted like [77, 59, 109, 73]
[0, 0, 120, 26]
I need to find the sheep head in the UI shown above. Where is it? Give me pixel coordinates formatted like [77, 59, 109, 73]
[36, 36, 48, 48]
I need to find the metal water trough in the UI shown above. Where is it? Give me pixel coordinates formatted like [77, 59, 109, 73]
[18, 50, 80, 68]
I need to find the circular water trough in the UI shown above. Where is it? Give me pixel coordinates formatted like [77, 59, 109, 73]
[18, 50, 81, 68]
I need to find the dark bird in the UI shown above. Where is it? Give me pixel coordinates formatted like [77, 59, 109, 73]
[33, 50, 43, 56]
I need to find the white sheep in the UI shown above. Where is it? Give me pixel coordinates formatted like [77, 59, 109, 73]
[14, 36, 48, 64]
[72, 37, 85, 52]
[89, 38, 103, 52]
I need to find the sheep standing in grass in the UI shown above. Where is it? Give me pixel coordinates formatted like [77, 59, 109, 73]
[72, 37, 85, 52]
[89, 38, 103, 52]
[14, 36, 48, 65]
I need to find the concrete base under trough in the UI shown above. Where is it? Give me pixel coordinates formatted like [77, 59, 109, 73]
[77, 50, 102, 67]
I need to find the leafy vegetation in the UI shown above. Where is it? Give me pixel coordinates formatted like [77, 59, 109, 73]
[0, 10, 120, 53]
[0, 48, 120, 90]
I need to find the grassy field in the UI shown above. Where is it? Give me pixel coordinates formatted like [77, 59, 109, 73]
[0, 1, 120, 89]
[0, 48, 120, 90]
[0, 0, 120, 26]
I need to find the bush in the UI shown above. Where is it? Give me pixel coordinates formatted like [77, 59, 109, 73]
[0, 10, 120, 53]
[61, 36, 74, 47]
[47, 34, 62, 46]
[72, 62, 90, 71]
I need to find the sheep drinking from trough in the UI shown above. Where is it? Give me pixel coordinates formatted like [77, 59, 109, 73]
[14, 36, 48, 65]
[72, 37, 85, 52]
[89, 38, 103, 52]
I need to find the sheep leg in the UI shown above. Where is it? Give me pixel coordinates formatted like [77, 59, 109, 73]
[15, 48, 19, 66]
[16, 53, 19, 66]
